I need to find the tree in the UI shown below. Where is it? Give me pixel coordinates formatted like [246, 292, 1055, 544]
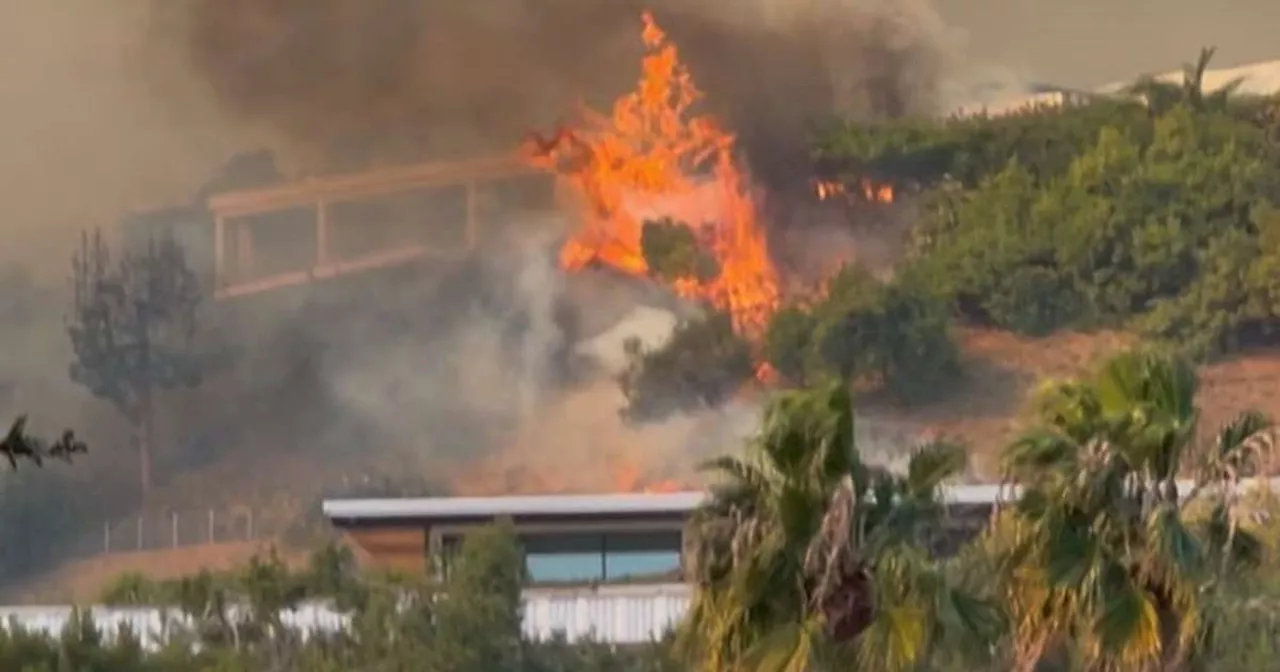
[429, 522, 526, 671]
[994, 348, 1274, 670]
[1125, 47, 1243, 116]
[680, 381, 1001, 671]
[618, 310, 756, 423]
[67, 229, 207, 497]
[640, 217, 720, 284]
[762, 266, 961, 402]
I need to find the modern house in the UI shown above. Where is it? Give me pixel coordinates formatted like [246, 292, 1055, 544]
[323, 491, 700, 583]
[323, 491, 704, 642]
[323, 477, 1280, 583]
[321, 486, 1007, 582]
[3, 480, 1267, 648]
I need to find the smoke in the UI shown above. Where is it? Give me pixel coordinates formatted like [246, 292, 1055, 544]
[275, 218, 749, 494]
[0, 1, 245, 497]
[152, 0, 955, 183]
[131, 0, 962, 493]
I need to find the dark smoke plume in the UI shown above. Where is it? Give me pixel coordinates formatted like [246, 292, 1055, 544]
[153, 0, 949, 186]
[119, 0, 954, 501]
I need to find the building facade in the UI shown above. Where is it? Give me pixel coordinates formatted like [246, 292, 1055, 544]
[323, 492, 702, 585]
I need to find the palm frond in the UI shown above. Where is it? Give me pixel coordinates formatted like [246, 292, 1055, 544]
[1208, 410, 1274, 478]
[1092, 576, 1162, 668]
[856, 602, 929, 672]
[1002, 430, 1081, 479]
[904, 439, 967, 500]
[0, 415, 87, 470]
[1146, 503, 1205, 581]
[931, 582, 1006, 658]
[741, 619, 822, 672]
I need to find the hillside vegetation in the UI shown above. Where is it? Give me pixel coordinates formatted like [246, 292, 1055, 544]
[14, 350, 1280, 670]
[625, 58, 1280, 430]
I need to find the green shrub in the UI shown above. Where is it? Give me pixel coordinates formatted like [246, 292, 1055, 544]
[763, 266, 960, 402]
[618, 310, 756, 423]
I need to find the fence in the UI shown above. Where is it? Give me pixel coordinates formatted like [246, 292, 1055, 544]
[8, 420, 930, 570]
[0, 583, 692, 649]
[46, 505, 296, 563]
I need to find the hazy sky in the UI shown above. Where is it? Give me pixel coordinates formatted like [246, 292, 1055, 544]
[933, 0, 1279, 88]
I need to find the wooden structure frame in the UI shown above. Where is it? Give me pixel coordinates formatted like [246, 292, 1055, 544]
[206, 154, 544, 300]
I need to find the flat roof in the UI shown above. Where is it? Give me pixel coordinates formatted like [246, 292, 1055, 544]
[323, 491, 707, 522]
[323, 477, 1280, 523]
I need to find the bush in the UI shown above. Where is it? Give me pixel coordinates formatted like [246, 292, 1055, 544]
[618, 310, 756, 423]
[619, 262, 960, 420]
[763, 266, 960, 402]
[811, 98, 1151, 190]
[886, 104, 1280, 353]
[65, 531, 681, 671]
[641, 218, 720, 284]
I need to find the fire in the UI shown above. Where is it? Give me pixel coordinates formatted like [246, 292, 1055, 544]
[812, 178, 894, 204]
[524, 12, 779, 334]
[861, 179, 895, 204]
[613, 459, 687, 494]
[813, 179, 846, 201]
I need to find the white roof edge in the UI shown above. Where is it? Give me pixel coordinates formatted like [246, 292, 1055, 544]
[323, 477, 1280, 521]
[322, 491, 708, 521]
[1095, 58, 1280, 96]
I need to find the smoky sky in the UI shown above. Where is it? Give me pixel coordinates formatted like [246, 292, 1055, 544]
[153, 0, 945, 185]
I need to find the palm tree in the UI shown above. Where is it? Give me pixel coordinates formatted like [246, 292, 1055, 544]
[1125, 47, 1243, 115]
[994, 349, 1272, 671]
[0, 415, 85, 470]
[679, 380, 1001, 671]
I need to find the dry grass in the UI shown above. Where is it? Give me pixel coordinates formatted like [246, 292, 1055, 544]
[863, 328, 1280, 477]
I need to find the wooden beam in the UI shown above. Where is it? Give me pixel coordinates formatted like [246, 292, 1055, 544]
[208, 154, 539, 218]
[235, 220, 254, 281]
[213, 245, 457, 300]
[316, 201, 330, 266]
[213, 215, 226, 289]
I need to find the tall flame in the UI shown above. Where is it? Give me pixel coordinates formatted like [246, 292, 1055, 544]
[525, 12, 779, 334]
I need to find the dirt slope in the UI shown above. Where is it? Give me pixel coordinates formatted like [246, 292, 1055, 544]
[867, 328, 1280, 477]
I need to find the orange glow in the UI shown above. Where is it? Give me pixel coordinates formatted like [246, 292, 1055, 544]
[813, 179, 847, 201]
[861, 179, 895, 203]
[524, 12, 779, 335]
[613, 459, 689, 494]
[813, 178, 894, 204]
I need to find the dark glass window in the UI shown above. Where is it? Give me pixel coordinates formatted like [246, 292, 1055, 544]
[523, 533, 604, 584]
[604, 531, 683, 581]
[438, 528, 685, 585]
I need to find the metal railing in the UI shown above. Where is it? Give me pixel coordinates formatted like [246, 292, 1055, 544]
[23, 505, 295, 564]
[95, 506, 290, 556]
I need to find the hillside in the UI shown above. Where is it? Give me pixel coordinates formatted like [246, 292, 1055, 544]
[8, 13, 1280, 602]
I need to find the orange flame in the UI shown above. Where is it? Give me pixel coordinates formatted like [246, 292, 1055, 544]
[525, 12, 779, 335]
[861, 179, 895, 203]
[613, 459, 688, 494]
[813, 179, 847, 201]
[812, 178, 894, 204]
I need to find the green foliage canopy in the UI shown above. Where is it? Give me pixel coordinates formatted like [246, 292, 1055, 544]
[815, 64, 1280, 359]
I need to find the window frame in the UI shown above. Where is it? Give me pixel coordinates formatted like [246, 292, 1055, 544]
[430, 519, 686, 586]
